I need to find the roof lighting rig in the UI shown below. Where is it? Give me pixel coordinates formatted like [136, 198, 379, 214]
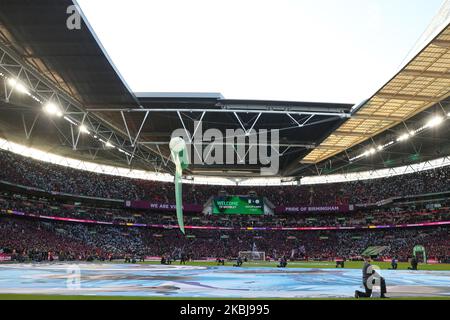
[349, 115, 449, 162]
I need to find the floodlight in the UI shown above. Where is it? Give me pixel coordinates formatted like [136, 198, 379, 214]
[105, 141, 114, 148]
[426, 116, 444, 128]
[79, 124, 90, 134]
[43, 102, 63, 117]
[8, 78, 29, 95]
[397, 133, 410, 142]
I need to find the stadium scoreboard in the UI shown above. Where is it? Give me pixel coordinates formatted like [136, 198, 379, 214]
[212, 196, 264, 215]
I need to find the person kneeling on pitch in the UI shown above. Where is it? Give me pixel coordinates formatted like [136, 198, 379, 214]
[277, 256, 287, 268]
[355, 255, 388, 299]
[233, 256, 243, 267]
[335, 258, 345, 268]
[408, 256, 418, 270]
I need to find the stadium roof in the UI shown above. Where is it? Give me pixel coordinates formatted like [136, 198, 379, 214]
[0, 0, 449, 180]
[0, 1, 139, 109]
[303, 21, 450, 164]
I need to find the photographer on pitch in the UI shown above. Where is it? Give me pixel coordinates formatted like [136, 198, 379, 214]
[355, 255, 388, 299]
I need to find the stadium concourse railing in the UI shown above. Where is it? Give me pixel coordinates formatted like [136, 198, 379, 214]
[1, 208, 450, 232]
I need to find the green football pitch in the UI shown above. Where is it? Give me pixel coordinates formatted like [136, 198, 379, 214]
[137, 260, 450, 271]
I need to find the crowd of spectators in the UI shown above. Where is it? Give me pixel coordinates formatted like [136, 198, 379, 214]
[1, 192, 449, 229]
[1, 149, 450, 206]
[0, 217, 448, 263]
[0, 218, 104, 261]
[1, 149, 450, 265]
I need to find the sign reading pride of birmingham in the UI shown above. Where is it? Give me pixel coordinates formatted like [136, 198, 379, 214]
[276, 205, 354, 214]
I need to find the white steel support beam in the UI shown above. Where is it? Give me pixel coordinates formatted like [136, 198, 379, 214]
[73, 112, 87, 150]
[120, 111, 133, 146]
[87, 108, 350, 118]
[21, 113, 40, 140]
[0, 41, 167, 170]
[133, 110, 149, 147]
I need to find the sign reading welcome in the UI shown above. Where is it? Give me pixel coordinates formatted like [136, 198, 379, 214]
[212, 196, 264, 215]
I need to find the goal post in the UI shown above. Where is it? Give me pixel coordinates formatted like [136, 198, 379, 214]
[238, 251, 266, 261]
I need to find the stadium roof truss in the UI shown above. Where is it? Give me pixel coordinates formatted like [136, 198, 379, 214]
[0, 30, 351, 176]
[0, 40, 174, 173]
[0, 0, 449, 180]
[302, 22, 450, 164]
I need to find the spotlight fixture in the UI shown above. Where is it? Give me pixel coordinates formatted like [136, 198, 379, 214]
[364, 148, 376, 157]
[105, 141, 114, 148]
[43, 103, 63, 117]
[7, 78, 29, 95]
[79, 125, 90, 134]
[396, 133, 410, 142]
[425, 116, 444, 128]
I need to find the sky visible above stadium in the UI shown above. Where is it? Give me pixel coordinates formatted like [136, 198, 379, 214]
[77, 0, 445, 104]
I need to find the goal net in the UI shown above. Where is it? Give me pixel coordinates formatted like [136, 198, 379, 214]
[238, 251, 266, 261]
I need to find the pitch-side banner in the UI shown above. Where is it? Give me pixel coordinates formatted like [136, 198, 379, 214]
[275, 205, 353, 214]
[0, 253, 11, 262]
[125, 200, 203, 213]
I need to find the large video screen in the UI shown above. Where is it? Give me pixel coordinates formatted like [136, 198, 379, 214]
[212, 196, 264, 215]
